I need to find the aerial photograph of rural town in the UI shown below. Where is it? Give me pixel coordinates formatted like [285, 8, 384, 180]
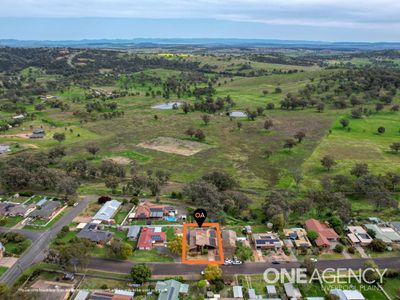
[1, 1, 400, 299]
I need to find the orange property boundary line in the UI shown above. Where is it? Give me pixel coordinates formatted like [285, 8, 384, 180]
[182, 222, 225, 265]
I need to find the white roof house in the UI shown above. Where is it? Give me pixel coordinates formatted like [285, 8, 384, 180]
[347, 226, 372, 246]
[330, 289, 365, 300]
[93, 200, 121, 222]
[74, 290, 89, 300]
[364, 224, 400, 244]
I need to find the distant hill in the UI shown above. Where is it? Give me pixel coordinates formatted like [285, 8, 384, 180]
[1, 38, 400, 50]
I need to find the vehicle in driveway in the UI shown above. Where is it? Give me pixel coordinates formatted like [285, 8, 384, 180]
[271, 261, 280, 264]
[232, 258, 242, 265]
[310, 258, 318, 262]
[224, 258, 233, 265]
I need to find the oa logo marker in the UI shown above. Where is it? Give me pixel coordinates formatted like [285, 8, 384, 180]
[193, 208, 207, 227]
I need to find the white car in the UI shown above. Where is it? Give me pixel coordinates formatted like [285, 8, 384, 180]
[224, 259, 233, 265]
[310, 258, 318, 262]
[232, 259, 243, 265]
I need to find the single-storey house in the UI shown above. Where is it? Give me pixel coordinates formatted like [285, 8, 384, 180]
[364, 224, 400, 244]
[347, 226, 372, 246]
[284, 283, 302, 299]
[89, 291, 133, 300]
[131, 201, 174, 219]
[330, 289, 365, 300]
[30, 128, 46, 139]
[252, 232, 282, 250]
[28, 200, 61, 219]
[77, 223, 114, 245]
[266, 285, 277, 297]
[93, 199, 121, 223]
[305, 219, 339, 248]
[233, 286, 244, 299]
[155, 279, 189, 300]
[8, 204, 36, 218]
[188, 228, 218, 252]
[390, 221, 400, 234]
[127, 225, 141, 241]
[137, 227, 166, 250]
[73, 290, 89, 300]
[222, 230, 237, 257]
[283, 228, 312, 248]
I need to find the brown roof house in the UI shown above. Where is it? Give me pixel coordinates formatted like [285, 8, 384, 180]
[222, 230, 237, 257]
[188, 228, 218, 252]
[305, 219, 339, 249]
[131, 201, 173, 219]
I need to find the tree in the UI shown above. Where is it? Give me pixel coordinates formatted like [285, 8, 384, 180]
[107, 238, 133, 259]
[390, 142, 400, 153]
[283, 139, 297, 151]
[131, 264, 151, 284]
[316, 102, 324, 112]
[202, 171, 237, 191]
[271, 213, 285, 231]
[375, 103, 384, 112]
[201, 114, 211, 125]
[377, 126, 385, 134]
[294, 131, 306, 143]
[263, 119, 273, 130]
[368, 239, 386, 252]
[263, 190, 292, 220]
[307, 230, 319, 242]
[86, 144, 100, 156]
[105, 176, 120, 194]
[364, 260, 380, 283]
[185, 127, 196, 138]
[325, 294, 340, 300]
[236, 122, 242, 130]
[334, 244, 344, 253]
[204, 264, 222, 281]
[340, 118, 349, 128]
[301, 259, 316, 276]
[194, 129, 205, 141]
[56, 176, 79, 199]
[168, 236, 183, 255]
[320, 155, 336, 171]
[350, 163, 369, 178]
[235, 242, 252, 261]
[53, 132, 66, 143]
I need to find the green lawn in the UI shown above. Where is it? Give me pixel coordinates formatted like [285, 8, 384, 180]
[0, 266, 8, 276]
[2, 216, 24, 227]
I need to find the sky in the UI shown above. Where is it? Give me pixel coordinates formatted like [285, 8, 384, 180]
[0, 0, 399, 42]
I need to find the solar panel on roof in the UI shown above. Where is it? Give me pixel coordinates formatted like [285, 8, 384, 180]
[209, 238, 217, 247]
[152, 235, 163, 241]
[209, 230, 216, 237]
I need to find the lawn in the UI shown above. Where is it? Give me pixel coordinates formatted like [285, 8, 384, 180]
[0, 266, 8, 277]
[113, 207, 131, 225]
[2, 216, 24, 227]
[128, 249, 174, 262]
[24, 207, 69, 230]
[382, 277, 400, 299]
[324, 279, 386, 300]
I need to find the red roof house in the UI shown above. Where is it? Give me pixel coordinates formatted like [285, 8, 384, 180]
[304, 219, 339, 248]
[137, 227, 166, 250]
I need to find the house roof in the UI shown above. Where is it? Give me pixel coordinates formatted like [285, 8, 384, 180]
[74, 290, 90, 300]
[133, 202, 170, 219]
[284, 283, 302, 298]
[233, 286, 243, 298]
[137, 227, 166, 249]
[0, 145, 10, 154]
[305, 219, 339, 247]
[28, 200, 61, 218]
[364, 224, 400, 243]
[266, 285, 277, 295]
[77, 228, 113, 243]
[93, 200, 121, 221]
[330, 289, 365, 300]
[391, 221, 400, 233]
[155, 279, 188, 300]
[222, 230, 237, 248]
[253, 232, 282, 248]
[127, 226, 141, 238]
[188, 228, 218, 250]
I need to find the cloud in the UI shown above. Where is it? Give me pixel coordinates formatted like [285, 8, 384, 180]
[1, 0, 400, 30]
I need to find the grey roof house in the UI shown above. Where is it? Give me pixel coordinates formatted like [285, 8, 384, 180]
[127, 226, 141, 240]
[28, 200, 61, 219]
[77, 223, 114, 244]
[30, 128, 46, 139]
[155, 279, 189, 300]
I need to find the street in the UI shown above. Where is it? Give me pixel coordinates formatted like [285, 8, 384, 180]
[0, 197, 92, 285]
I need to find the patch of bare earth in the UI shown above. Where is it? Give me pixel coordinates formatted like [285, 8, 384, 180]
[137, 137, 211, 156]
[109, 156, 132, 165]
[0, 133, 31, 139]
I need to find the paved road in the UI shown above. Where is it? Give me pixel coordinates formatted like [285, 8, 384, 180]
[0, 197, 92, 285]
[88, 256, 400, 276]
[0, 227, 43, 241]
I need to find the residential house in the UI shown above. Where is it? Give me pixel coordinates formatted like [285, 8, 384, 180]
[30, 128, 46, 139]
[155, 279, 189, 300]
[283, 283, 302, 299]
[304, 219, 339, 248]
[188, 228, 218, 252]
[0, 144, 10, 154]
[330, 289, 365, 300]
[93, 200, 121, 223]
[89, 291, 133, 300]
[28, 200, 61, 220]
[8, 204, 36, 217]
[283, 228, 312, 248]
[137, 227, 166, 250]
[347, 226, 372, 246]
[390, 221, 400, 234]
[233, 286, 244, 299]
[74, 290, 90, 300]
[0, 242, 5, 258]
[266, 285, 277, 297]
[131, 201, 174, 219]
[222, 230, 237, 257]
[364, 224, 400, 244]
[77, 223, 114, 245]
[252, 232, 282, 250]
[127, 225, 141, 241]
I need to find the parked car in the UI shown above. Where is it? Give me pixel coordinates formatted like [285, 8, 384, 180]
[271, 261, 280, 265]
[310, 258, 318, 262]
[232, 259, 242, 265]
[224, 259, 233, 265]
